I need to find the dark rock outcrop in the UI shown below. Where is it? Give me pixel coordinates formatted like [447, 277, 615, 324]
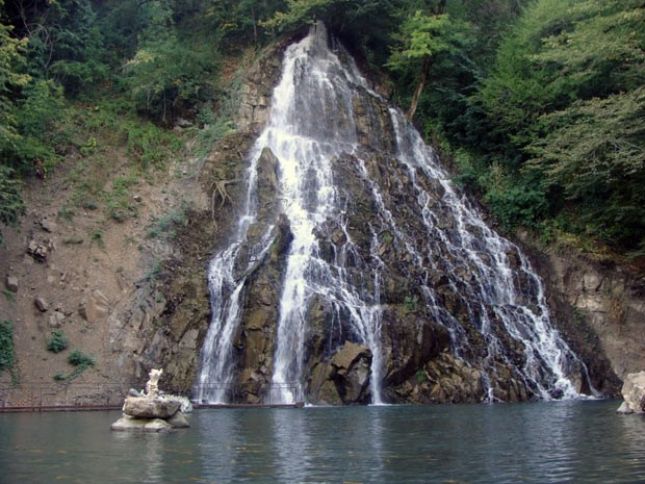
[308, 342, 373, 405]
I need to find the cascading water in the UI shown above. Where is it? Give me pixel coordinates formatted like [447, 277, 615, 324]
[195, 22, 595, 405]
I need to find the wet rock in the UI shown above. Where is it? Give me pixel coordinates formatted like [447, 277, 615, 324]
[34, 297, 49, 312]
[617, 371, 645, 414]
[331, 342, 373, 404]
[5, 275, 18, 293]
[167, 411, 190, 428]
[111, 415, 173, 433]
[122, 396, 180, 419]
[381, 305, 450, 387]
[309, 363, 334, 403]
[330, 229, 346, 246]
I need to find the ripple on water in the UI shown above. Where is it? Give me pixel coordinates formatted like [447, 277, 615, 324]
[0, 401, 644, 483]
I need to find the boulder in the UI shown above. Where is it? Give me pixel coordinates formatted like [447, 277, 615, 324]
[122, 396, 180, 419]
[39, 218, 57, 233]
[617, 371, 645, 414]
[34, 297, 49, 312]
[48, 311, 65, 328]
[79, 290, 110, 323]
[162, 394, 194, 413]
[5, 276, 18, 293]
[167, 412, 190, 429]
[111, 415, 173, 433]
[27, 239, 52, 262]
[331, 342, 373, 404]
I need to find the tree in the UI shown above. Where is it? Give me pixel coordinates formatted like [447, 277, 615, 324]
[474, 0, 645, 251]
[388, 9, 465, 120]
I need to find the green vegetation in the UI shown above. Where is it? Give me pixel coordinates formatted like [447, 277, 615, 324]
[47, 330, 69, 354]
[469, 0, 644, 253]
[415, 369, 428, 384]
[0, 320, 14, 373]
[147, 203, 189, 240]
[89, 229, 105, 248]
[404, 295, 419, 313]
[0, 0, 642, 258]
[53, 349, 95, 381]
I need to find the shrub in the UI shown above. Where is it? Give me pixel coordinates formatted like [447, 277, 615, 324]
[123, 35, 217, 122]
[126, 123, 182, 169]
[47, 330, 69, 353]
[68, 350, 95, 367]
[54, 349, 95, 382]
[0, 320, 15, 372]
[146, 204, 188, 240]
[0, 165, 25, 245]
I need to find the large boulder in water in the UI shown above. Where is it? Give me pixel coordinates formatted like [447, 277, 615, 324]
[123, 396, 180, 419]
[617, 371, 645, 414]
[111, 415, 173, 433]
[331, 342, 373, 404]
[308, 342, 372, 405]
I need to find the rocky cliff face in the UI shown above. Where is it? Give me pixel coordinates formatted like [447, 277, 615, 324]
[527, 242, 643, 396]
[190, 25, 623, 406]
[0, 30, 633, 408]
[129, 42, 287, 394]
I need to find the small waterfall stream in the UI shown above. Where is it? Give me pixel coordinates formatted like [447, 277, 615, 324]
[195, 23, 594, 405]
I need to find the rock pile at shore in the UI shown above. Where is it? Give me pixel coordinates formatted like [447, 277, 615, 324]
[111, 393, 191, 432]
[111, 369, 191, 432]
[617, 371, 645, 414]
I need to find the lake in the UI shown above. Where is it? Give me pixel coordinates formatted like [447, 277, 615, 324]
[0, 400, 643, 483]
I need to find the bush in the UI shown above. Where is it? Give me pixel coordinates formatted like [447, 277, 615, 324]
[0, 320, 15, 372]
[123, 34, 217, 122]
[0, 165, 25, 245]
[146, 204, 188, 240]
[47, 330, 69, 353]
[68, 350, 95, 367]
[54, 349, 95, 382]
[105, 175, 138, 222]
[126, 123, 182, 169]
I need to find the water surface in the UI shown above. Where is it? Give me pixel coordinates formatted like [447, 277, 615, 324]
[0, 401, 643, 483]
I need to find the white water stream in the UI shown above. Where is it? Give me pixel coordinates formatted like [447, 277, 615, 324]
[195, 23, 593, 404]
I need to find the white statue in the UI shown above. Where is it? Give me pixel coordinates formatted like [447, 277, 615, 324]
[145, 368, 163, 399]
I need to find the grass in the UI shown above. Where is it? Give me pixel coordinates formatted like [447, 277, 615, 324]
[192, 105, 235, 162]
[90, 229, 105, 248]
[146, 203, 189, 240]
[60, 98, 184, 225]
[143, 260, 163, 283]
[105, 174, 139, 222]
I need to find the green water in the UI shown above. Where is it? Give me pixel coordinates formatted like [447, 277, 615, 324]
[0, 401, 643, 483]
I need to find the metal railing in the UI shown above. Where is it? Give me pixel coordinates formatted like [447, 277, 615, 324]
[0, 381, 304, 411]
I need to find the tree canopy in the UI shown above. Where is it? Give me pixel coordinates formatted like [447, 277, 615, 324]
[0, 0, 643, 256]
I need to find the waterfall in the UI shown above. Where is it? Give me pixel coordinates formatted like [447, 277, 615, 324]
[195, 22, 594, 405]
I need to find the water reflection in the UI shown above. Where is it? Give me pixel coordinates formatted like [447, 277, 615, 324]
[272, 409, 311, 481]
[0, 402, 643, 483]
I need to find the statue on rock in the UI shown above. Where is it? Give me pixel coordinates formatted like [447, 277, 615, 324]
[145, 368, 163, 399]
[111, 368, 191, 432]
